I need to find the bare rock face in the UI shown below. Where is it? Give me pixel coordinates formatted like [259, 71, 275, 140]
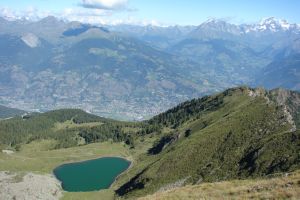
[0, 171, 62, 200]
[21, 33, 40, 48]
[269, 88, 300, 131]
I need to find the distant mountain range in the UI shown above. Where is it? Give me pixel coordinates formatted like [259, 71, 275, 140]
[0, 16, 299, 120]
[0, 105, 26, 119]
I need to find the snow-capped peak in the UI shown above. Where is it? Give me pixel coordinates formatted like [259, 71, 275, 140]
[203, 18, 219, 24]
[246, 17, 299, 33]
[279, 20, 291, 30]
[260, 17, 290, 30]
[259, 17, 278, 25]
[257, 17, 282, 31]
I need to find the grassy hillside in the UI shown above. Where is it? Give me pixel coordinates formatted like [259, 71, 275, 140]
[0, 109, 146, 150]
[0, 105, 26, 119]
[0, 140, 131, 200]
[0, 87, 299, 200]
[115, 87, 300, 198]
[139, 170, 300, 200]
[0, 113, 156, 200]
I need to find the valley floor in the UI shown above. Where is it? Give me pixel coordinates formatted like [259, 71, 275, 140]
[1, 135, 299, 200]
[139, 170, 300, 200]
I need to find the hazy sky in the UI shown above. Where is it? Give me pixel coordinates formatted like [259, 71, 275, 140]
[0, 0, 299, 25]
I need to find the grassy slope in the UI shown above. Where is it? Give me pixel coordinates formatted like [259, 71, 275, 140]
[0, 140, 130, 200]
[0, 87, 299, 200]
[0, 140, 131, 173]
[0, 109, 103, 147]
[116, 87, 300, 198]
[0, 112, 156, 200]
[53, 120, 103, 131]
[0, 108, 141, 150]
[0, 107, 149, 200]
[139, 170, 300, 200]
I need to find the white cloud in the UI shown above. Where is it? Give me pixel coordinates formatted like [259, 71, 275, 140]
[0, 6, 110, 24]
[0, 7, 17, 20]
[0, 6, 52, 21]
[109, 17, 164, 26]
[61, 8, 163, 26]
[79, 0, 128, 10]
[61, 8, 112, 24]
[0, 5, 164, 26]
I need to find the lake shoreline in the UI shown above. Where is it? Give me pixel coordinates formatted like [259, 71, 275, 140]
[108, 157, 133, 190]
[53, 155, 131, 168]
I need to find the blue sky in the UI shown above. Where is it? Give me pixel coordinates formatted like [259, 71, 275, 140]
[0, 0, 299, 25]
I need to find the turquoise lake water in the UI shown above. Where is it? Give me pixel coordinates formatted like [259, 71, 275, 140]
[53, 157, 130, 192]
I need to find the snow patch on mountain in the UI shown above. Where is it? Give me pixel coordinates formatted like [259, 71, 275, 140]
[245, 17, 300, 33]
[193, 17, 300, 36]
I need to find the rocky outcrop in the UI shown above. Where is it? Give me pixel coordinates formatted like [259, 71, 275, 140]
[0, 171, 62, 200]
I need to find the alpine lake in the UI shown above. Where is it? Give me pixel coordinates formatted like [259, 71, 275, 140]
[53, 157, 131, 192]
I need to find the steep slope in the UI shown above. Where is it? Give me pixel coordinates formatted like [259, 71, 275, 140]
[139, 170, 300, 200]
[188, 18, 300, 50]
[0, 87, 299, 199]
[256, 54, 300, 91]
[168, 38, 269, 82]
[0, 16, 300, 119]
[0, 105, 26, 119]
[108, 24, 195, 50]
[0, 34, 53, 71]
[168, 19, 300, 86]
[188, 19, 243, 40]
[0, 17, 208, 120]
[115, 87, 300, 198]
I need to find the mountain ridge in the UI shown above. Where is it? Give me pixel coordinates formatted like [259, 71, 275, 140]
[0, 105, 27, 119]
[0, 87, 299, 199]
[0, 16, 299, 120]
[114, 87, 300, 198]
